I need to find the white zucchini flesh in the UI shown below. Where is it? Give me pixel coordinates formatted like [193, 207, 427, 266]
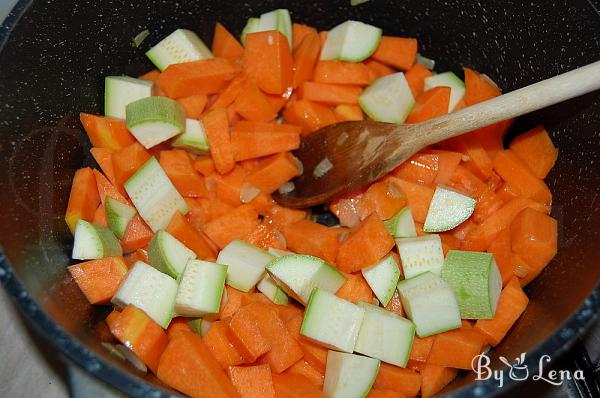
[216, 240, 273, 292]
[395, 234, 445, 279]
[361, 255, 401, 307]
[72, 219, 122, 260]
[125, 96, 186, 149]
[171, 118, 210, 154]
[111, 261, 178, 328]
[174, 260, 227, 317]
[240, 18, 260, 45]
[105, 197, 136, 239]
[359, 72, 415, 123]
[240, 9, 293, 47]
[384, 207, 417, 238]
[354, 302, 415, 367]
[146, 29, 213, 71]
[423, 185, 476, 232]
[442, 250, 502, 319]
[147, 230, 196, 279]
[124, 157, 189, 232]
[396, 272, 462, 337]
[320, 20, 382, 62]
[257, 274, 290, 305]
[301, 288, 365, 353]
[105, 76, 154, 120]
[323, 351, 380, 398]
[423, 71, 466, 112]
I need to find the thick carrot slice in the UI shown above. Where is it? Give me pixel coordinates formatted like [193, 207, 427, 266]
[299, 81, 361, 105]
[166, 211, 217, 260]
[366, 389, 405, 398]
[385, 290, 405, 317]
[139, 69, 161, 81]
[90, 147, 118, 187]
[204, 204, 260, 249]
[203, 107, 235, 175]
[472, 190, 504, 224]
[203, 320, 245, 369]
[493, 150, 552, 207]
[407, 335, 434, 370]
[229, 364, 275, 398]
[93, 169, 127, 205]
[336, 214, 395, 273]
[246, 223, 286, 250]
[212, 22, 244, 61]
[334, 104, 364, 121]
[486, 229, 518, 286]
[463, 67, 501, 106]
[231, 129, 300, 161]
[219, 286, 246, 320]
[510, 207, 557, 276]
[166, 317, 193, 340]
[359, 181, 407, 220]
[405, 86, 450, 124]
[160, 149, 209, 198]
[386, 177, 435, 223]
[392, 153, 439, 185]
[121, 215, 154, 253]
[292, 32, 321, 88]
[68, 256, 128, 304]
[446, 134, 494, 181]
[157, 58, 241, 98]
[214, 166, 245, 206]
[312, 60, 374, 85]
[112, 142, 151, 188]
[157, 331, 239, 398]
[373, 364, 422, 397]
[420, 364, 459, 398]
[284, 360, 324, 388]
[336, 272, 374, 304]
[371, 36, 417, 71]
[245, 152, 299, 194]
[474, 278, 529, 346]
[283, 99, 337, 135]
[80, 113, 135, 150]
[65, 168, 101, 233]
[283, 219, 340, 263]
[107, 305, 169, 374]
[233, 80, 278, 122]
[404, 64, 432, 97]
[427, 325, 486, 369]
[266, 205, 307, 230]
[93, 204, 108, 227]
[364, 59, 395, 77]
[177, 94, 208, 120]
[509, 125, 558, 179]
[193, 156, 215, 176]
[210, 74, 247, 110]
[227, 305, 271, 362]
[244, 30, 293, 95]
[292, 23, 318, 51]
[272, 374, 325, 398]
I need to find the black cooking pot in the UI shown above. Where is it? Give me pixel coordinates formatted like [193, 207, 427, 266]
[1, 0, 599, 396]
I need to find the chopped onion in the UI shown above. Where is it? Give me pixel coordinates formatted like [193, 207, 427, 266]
[101, 342, 125, 361]
[274, 229, 287, 248]
[116, 345, 147, 373]
[132, 29, 150, 48]
[415, 53, 436, 70]
[313, 157, 333, 178]
[350, 0, 370, 5]
[240, 182, 260, 203]
[293, 156, 304, 175]
[278, 182, 295, 195]
[513, 264, 529, 279]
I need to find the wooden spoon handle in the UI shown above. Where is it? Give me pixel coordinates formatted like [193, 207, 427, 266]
[412, 61, 600, 147]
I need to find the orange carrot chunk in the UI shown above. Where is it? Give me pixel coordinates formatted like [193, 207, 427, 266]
[292, 23, 318, 51]
[364, 59, 395, 77]
[427, 325, 486, 369]
[405, 86, 450, 124]
[203, 107, 235, 175]
[404, 64, 432, 97]
[360, 181, 408, 221]
[509, 125, 558, 179]
[266, 205, 307, 230]
[245, 152, 299, 194]
[392, 153, 439, 185]
[335, 272, 375, 304]
[166, 211, 217, 260]
[284, 360, 324, 388]
[68, 256, 128, 304]
[177, 94, 208, 120]
[486, 229, 518, 286]
[211, 74, 248, 110]
[229, 364, 276, 398]
[371, 36, 418, 71]
[193, 156, 216, 176]
[203, 204, 260, 249]
[283, 219, 340, 264]
[80, 113, 135, 150]
[420, 364, 459, 398]
[283, 100, 337, 135]
[65, 168, 101, 233]
[386, 177, 435, 224]
[312, 60, 374, 86]
[244, 30, 293, 95]
[407, 335, 435, 369]
[299, 81, 362, 105]
[272, 373, 326, 398]
[334, 104, 364, 122]
[90, 147, 119, 188]
[233, 80, 278, 122]
[202, 320, 245, 369]
[463, 67, 501, 106]
[227, 305, 271, 362]
[292, 31, 321, 88]
[231, 128, 301, 162]
[212, 22, 244, 61]
[366, 389, 406, 398]
[112, 142, 151, 188]
[160, 149, 209, 198]
[373, 363, 422, 397]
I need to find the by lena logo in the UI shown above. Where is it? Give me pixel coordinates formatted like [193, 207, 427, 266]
[472, 352, 585, 388]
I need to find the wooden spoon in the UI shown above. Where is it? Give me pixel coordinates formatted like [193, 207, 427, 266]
[274, 61, 600, 208]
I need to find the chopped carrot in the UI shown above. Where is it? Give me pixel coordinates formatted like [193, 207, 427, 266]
[334, 104, 364, 121]
[121, 215, 154, 253]
[177, 94, 208, 120]
[283, 99, 337, 135]
[298, 339, 328, 374]
[336, 272, 374, 303]
[93, 169, 127, 205]
[510, 208, 557, 277]
[157, 331, 239, 398]
[68, 256, 128, 304]
[366, 389, 405, 398]
[231, 129, 300, 161]
[385, 290, 405, 317]
[249, 192, 275, 216]
[193, 156, 215, 176]
[166, 211, 217, 260]
[446, 134, 494, 181]
[407, 335, 434, 369]
[205, 197, 237, 223]
[278, 304, 304, 325]
[373, 364, 422, 398]
[266, 205, 307, 230]
[204, 204, 260, 249]
[292, 23, 318, 51]
[203, 320, 245, 369]
[210, 74, 247, 110]
[299, 81, 362, 105]
[212, 22, 244, 61]
[80, 113, 135, 150]
[509, 125, 558, 179]
[404, 64, 432, 97]
[283, 219, 340, 264]
[229, 364, 276, 398]
[92, 204, 108, 227]
[487, 229, 518, 286]
[292, 32, 321, 88]
[392, 153, 439, 185]
[364, 59, 395, 77]
[360, 181, 407, 220]
[285, 360, 324, 388]
[272, 373, 326, 398]
[386, 177, 435, 224]
[246, 223, 286, 250]
[107, 305, 169, 374]
[90, 147, 118, 187]
[166, 317, 193, 340]
[420, 365, 459, 398]
[244, 30, 293, 95]
[240, 292, 278, 308]
[160, 149, 209, 198]
[112, 142, 151, 188]
[463, 67, 501, 106]
[220, 286, 246, 320]
[139, 69, 160, 81]
[319, 31, 328, 47]
[227, 305, 271, 362]
[233, 80, 278, 122]
[245, 152, 299, 194]
[265, 92, 289, 113]
[157, 57, 241, 98]
[371, 36, 417, 71]
[203, 107, 235, 175]
[312, 60, 374, 86]
[214, 166, 245, 206]
[427, 324, 486, 369]
[472, 190, 504, 224]
[474, 278, 529, 346]
[405, 87, 450, 124]
[336, 214, 395, 273]
[65, 168, 100, 233]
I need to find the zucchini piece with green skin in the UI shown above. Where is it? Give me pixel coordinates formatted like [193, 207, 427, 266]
[188, 318, 212, 336]
[396, 272, 462, 337]
[111, 261, 178, 328]
[396, 234, 445, 279]
[323, 351, 380, 398]
[105, 197, 136, 239]
[241, 10, 293, 46]
[361, 255, 401, 306]
[442, 250, 502, 319]
[423, 71, 466, 112]
[72, 219, 122, 260]
[124, 157, 188, 232]
[171, 118, 210, 154]
[384, 207, 417, 238]
[359, 72, 415, 123]
[148, 230, 196, 279]
[301, 288, 365, 353]
[257, 274, 290, 305]
[423, 186, 476, 232]
[320, 20, 382, 62]
[105, 76, 154, 120]
[216, 240, 273, 292]
[267, 247, 293, 257]
[146, 29, 213, 72]
[266, 254, 346, 305]
[174, 260, 227, 317]
[354, 302, 415, 367]
[125, 96, 186, 149]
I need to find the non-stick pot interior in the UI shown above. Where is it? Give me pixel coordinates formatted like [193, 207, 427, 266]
[0, 0, 599, 396]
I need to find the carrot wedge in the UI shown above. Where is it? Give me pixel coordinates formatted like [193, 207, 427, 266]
[371, 36, 418, 71]
[203, 320, 245, 369]
[292, 23, 318, 51]
[292, 32, 321, 88]
[203, 204, 260, 249]
[404, 63, 432, 97]
[244, 30, 293, 95]
[373, 364, 421, 397]
[177, 94, 208, 120]
[299, 81, 362, 105]
[65, 168, 101, 233]
[231, 129, 300, 161]
[463, 67, 501, 106]
[405, 86, 450, 124]
[212, 22, 244, 61]
[233, 80, 278, 122]
[229, 364, 276, 398]
[335, 272, 374, 304]
[420, 364, 459, 398]
[203, 107, 235, 175]
[68, 256, 128, 304]
[427, 325, 486, 369]
[283, 100, 337, 135]
[312, 60, 374, 86]
[112, 142, 151, 188]
[509, 125, 558, 179]
[283, 219, 340, 264]
[386, 177, 435, 224]
[227, 305, 271, 362]
[166, 211, 217, 260]
[245, 152, 299, 194]
[160, 149, 209, 198]
[80, 113, 135, 150]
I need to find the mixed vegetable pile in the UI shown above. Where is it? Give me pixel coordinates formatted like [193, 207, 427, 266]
[65, 9, 559, 398]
